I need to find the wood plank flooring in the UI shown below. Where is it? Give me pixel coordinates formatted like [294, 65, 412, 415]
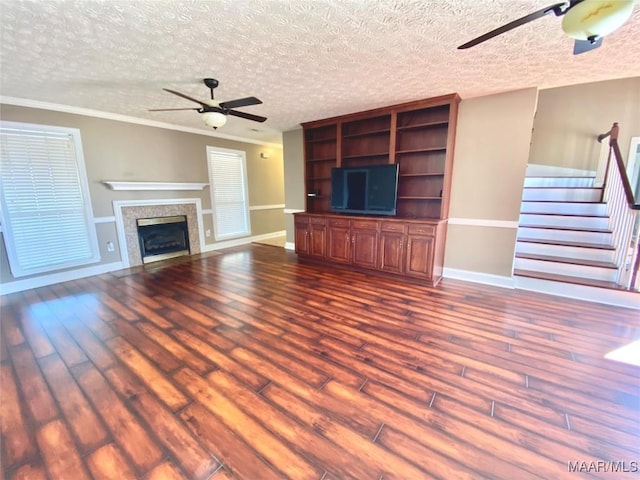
[1, 244, 639, 479]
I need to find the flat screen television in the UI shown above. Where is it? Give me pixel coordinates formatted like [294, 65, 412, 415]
[330, 164, 399, 216]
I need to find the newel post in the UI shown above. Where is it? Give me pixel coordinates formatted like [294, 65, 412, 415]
[597, 122, 619, 143]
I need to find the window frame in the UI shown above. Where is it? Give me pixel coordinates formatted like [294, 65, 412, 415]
[206, 145, 252, 241]
[0, 121, 101, 278]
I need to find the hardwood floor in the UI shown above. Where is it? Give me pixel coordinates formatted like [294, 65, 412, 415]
[1, 244, 639, 479]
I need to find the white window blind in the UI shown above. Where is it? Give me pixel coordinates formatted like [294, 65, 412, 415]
[207, 146, 251, 240]
[0, 122, 100, 278]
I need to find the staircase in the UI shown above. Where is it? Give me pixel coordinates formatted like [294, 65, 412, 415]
[514, 166, 623, 289]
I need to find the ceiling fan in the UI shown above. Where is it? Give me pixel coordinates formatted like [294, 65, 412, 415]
[458, 0, 637, 54]
[150, 78, 266, 129]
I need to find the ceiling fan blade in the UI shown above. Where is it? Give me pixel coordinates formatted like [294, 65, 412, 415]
[219, 96, 263, 109]
[148, 107, 200, 112]
[163, 88, 208, 107]
[573, 36, 603, 54]
[227, 110, 267, 123]
[458, 2, 568, 49]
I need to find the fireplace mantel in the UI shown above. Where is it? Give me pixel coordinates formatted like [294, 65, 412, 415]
[102, 181, 209, 191]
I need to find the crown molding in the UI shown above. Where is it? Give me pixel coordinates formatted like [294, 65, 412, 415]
[0, 96, 283, 149]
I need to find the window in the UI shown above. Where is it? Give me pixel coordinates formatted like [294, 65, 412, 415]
[0, 122, 100, 278]
[207, 146, 251, 240]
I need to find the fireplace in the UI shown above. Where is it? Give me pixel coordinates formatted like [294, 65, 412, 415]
[136, 215, 190, 264]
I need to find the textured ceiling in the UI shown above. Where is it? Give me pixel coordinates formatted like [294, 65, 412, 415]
[1, 0, 639, 145]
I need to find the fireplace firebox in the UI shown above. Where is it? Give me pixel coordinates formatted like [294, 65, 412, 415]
[136, 215, 190, 264]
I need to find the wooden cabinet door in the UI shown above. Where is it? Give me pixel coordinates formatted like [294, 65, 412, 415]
[378, 232, 405, 274]
[328, 225, 351, 264]
[309, 223, 327, 258]
[352, 228, 378, 269]
[294, 220, 309, 255]
[405, 234, 434, 280]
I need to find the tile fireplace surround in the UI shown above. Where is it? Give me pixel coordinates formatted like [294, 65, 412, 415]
[116, 201, 202, 267]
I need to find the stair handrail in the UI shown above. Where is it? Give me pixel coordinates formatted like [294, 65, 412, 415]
[597, 123, 639, 290]
[597, 123, 638, 208]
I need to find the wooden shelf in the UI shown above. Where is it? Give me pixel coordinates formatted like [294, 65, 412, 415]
[399, 173, 444, 178]
[342, 129, 391, 139]
[306, 157, 336, 163]
[306, 137, 337, 144]
[342, 152, 389, 160]
[398, 196, 442, 200]
[396, 121, 449, 131]
[308, 176, 331, 181]
[396, 147, 446, 155]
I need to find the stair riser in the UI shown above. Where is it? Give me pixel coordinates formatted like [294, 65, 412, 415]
[514, 258, 618, 282]
[522, 188, 601, 202]
[519, 214, 609, 230]
[521, 202, 608, 216]
[524, 177, 594, 188]
[515, 242, 616, 263]
[517, 227, 612, 244]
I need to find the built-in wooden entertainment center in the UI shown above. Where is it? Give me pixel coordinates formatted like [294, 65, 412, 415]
[294, 93, 460, 286]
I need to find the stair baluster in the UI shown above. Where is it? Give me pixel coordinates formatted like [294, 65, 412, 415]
[598, 123, 640, 290]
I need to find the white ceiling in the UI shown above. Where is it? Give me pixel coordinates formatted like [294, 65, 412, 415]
[1, 0, 639, 145]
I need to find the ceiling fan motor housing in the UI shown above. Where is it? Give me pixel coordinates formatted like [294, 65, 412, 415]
[562, 0, 636, 40]
[204, 78, 219, 90]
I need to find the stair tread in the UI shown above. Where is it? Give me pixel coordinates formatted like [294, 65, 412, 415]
[521, 200, 605, 204]
[517, 237, 616, 250]
[525, 175, 596, 178]
[519, 224, 612, 233]
[520, 212, 609, 218]
[513, 269, 622, 290]
[515, 253, 617, 269]
[523, 186, 601, 189]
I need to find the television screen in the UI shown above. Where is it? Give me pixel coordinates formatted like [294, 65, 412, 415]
[331, 164, 399, 216]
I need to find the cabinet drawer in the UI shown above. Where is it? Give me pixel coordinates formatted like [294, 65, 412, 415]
[408, 224, 436, 236]
[351, 219, 379, 230]
[294, 216, 309, 225]
[380, 221, 406, 233]
[309, 216, 327, 225]
[328, 218, 350, 227]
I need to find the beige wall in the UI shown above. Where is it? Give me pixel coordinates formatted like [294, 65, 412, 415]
[0, 104, 284, 286]
[444, 226, 519, 276]
[444, 87, 538, 277]
[529, 77, 640, 171]
[283, 128, 305, 243]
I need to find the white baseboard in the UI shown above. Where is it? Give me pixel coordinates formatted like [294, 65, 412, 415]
[0, 261, 124, 295]
[514, 276, 640, 310]
[1, 230, 287, 295]
[443, 267, 639, 310]
[202, 230, 286, 252]
[285, 241, 295, 251]
[443, 267, 515, 289]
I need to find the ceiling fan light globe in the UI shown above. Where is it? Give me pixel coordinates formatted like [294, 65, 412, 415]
[202, 111, 227, 128]
[562, 0, 636, 40]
